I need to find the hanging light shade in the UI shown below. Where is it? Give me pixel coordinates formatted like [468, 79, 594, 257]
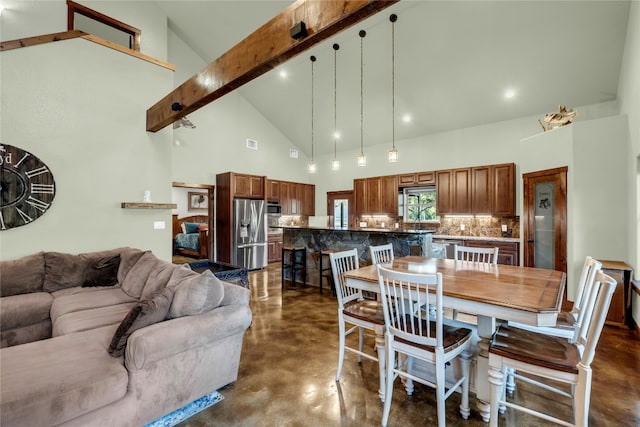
[388, 14, 399, 163]
[357, 30, 367, 167]
[332, 43, 340, 171]
[308, 55, 317, 173]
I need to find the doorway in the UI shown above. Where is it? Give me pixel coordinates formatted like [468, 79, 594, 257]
[327, 190, 354, 229]
[172, 182, 215, 262]
[523, 167, 567, 278]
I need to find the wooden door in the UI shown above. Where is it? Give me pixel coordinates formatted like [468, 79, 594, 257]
[523, 167, 567, 279]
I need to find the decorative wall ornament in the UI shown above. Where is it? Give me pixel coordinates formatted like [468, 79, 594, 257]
[0, 144, 56, 230]
[538, 105, 577, 131]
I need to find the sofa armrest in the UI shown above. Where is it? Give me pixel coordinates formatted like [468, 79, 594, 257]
[124, 303, 252, 371]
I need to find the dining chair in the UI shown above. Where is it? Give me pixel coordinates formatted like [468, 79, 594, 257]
[488, 270, 617, 427]
[451, 244, 499, 320]
[376, 265, 473, 427]
[504, 256, 602, 394]
[369, 243, 394, 265]
[329, 249, 385, 385]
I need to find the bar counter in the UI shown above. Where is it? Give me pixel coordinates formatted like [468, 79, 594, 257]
[280, 226, 435, 290]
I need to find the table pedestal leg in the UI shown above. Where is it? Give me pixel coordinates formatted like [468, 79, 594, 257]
[374, 324, 386, 402]
[476, 315, 496, 423]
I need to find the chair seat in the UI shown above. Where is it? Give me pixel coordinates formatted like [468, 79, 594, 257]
[343, 300, 385, 324]
[490, 324, 579, 374]
[554, 311, 578, 329]
[396, 316, 472, 353]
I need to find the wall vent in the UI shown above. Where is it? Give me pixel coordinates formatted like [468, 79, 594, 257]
[289, 149, 298, 159]
[246, 138, 258, 150]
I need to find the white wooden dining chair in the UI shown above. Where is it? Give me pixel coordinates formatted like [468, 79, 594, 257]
[376, 265, 472, 427]
[369, 243, 394, 265]
[329, 249, 385, 387]
[504, 256, 602, 393]
[488, 270, 617, 427]
[451, 244, 499, 320]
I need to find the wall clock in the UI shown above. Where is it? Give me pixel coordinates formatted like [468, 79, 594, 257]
[0, 144, 56, 230]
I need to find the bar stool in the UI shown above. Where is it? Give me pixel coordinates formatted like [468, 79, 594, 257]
[319, 249, 336, 296]
[281, 246, 306, 289]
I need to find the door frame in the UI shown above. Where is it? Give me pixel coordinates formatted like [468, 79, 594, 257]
[522, 167, 567, 278]
[327, 190, 354, 229]
[172, 181, 215, 261]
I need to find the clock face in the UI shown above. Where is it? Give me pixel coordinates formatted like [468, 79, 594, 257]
[0, 144, 56, 230]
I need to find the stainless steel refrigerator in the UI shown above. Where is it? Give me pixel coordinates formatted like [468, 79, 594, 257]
[233, 198, 267, 270]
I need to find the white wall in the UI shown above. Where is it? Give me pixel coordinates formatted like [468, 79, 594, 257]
[0, 39, 174, 260]
[616, 1, 640, 323]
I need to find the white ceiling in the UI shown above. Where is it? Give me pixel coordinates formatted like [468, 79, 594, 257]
[155, 1, 630, 157]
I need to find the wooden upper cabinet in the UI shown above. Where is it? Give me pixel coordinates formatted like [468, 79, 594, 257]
[267, 179, 280, 202]
[233, 173, 264, 198]
[398, 171, 435, 187]
[381, 175, 398, 215]
[354, 178, 367, 217]
[278, 181, 315, 215]
[436, 170, 453, 214]
[452, 168, 471, 214]
[367, 177, 382, 213]
[280, 181, 291, 214]
[471, 166, 492, 214]
[303, 184, 315, 216]
[492, 163, 515, 216]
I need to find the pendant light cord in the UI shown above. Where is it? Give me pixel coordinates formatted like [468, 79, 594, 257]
[359, 30, 365, 157]
[391, 16, 396, 151]
[333, 44, 339, 160]
[310, 55, 315, 163]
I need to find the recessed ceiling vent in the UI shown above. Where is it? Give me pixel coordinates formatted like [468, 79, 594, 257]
[289, 149, 299, 159]
[246, 138, 258, 150]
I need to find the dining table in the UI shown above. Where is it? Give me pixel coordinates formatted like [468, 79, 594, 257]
[343, 256, 566, 422]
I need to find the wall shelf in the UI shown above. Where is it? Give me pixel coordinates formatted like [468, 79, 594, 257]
[121, 202, 177, 209]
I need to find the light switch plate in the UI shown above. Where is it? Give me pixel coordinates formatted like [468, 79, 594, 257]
[501, 224, 508, 232]
[153, 221, 165, 230]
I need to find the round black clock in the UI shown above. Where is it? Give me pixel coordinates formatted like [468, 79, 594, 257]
[0, 144, 56, 230]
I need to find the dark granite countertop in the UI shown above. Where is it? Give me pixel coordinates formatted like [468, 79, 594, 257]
[432, 234, 520, 243]
[279, 226, 435, 234]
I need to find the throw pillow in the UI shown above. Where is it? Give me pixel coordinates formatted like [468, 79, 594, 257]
[168, 270, 224, 318]
[183, 222, 200, 233]
[108, 286, 174, 357]
[82, 255, 121, 287]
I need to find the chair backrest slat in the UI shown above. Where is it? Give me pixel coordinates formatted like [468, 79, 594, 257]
[330, 249, 361, 308]
[454, 244, 498, 265]
[370, 243, 394, 265]
[377, 265, 443, 349]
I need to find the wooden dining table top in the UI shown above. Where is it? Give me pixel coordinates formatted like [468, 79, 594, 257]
[343, 256, 566, 316]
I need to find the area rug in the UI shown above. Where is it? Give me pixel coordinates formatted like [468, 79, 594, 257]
[145, 391, 224, 427]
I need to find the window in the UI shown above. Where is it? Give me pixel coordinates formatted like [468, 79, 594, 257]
[403, 186, 439, 223]
[67, 0, 141, 51]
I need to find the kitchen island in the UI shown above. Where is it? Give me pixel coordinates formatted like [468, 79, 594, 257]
[280, 226, 436, 290]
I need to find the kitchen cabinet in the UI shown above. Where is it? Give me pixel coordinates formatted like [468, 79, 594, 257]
[268, 234, 283, 263]
[279, 181, 315, 216]
[464, 239, 520, 266]
[437, 168, 471, 215]
[471, 166, 492, 214]
[354, 176, 397, 216]
[492, 163, 516, 216]
[598, 260, 633, 327]
[303, 184, 315, 216]
[266, 179, 280, 202]
[232, 173, 265, 198]
[398, 171, 435, 187]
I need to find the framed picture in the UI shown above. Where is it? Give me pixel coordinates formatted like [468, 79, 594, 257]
[188, 192, 207, 211]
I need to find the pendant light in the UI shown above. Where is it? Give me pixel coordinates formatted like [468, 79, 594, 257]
[357, 30, 367, 167]
[331, 43, 340, 171]
[388, 14, 399, 163]
[308, 55, 317, 173]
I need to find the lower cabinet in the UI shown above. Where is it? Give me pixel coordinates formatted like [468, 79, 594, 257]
[464, 240, 520, 266]
[268, 235, 283, 263]
[598, 260, 633, 327]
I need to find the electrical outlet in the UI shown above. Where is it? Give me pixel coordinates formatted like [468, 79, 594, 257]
[359, 221, 368, 228]
[501, 224, 508, 232]
[460, 224, 465, 231]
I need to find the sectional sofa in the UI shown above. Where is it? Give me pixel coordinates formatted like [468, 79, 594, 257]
[0, 247, 252, 427]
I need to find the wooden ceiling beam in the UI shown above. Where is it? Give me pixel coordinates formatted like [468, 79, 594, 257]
[146, 0, 398, 132]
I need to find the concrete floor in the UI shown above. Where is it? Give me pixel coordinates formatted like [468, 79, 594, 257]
[178, 263, 640, 427]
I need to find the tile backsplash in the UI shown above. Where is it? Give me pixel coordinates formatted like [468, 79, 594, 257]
[358, 215, 519, 238]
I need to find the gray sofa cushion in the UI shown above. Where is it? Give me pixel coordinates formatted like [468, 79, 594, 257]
[1, 320, 51, 349]
[169, 270, 224, 318]
[0, 252, 45, 297]
[0, 292, 53, 330]
[0, 325, 128, 427]
[82, 254, 120, 287]
[53, 303, 136, 337]
[51, 288, 138, 324]
[108, 287, 174, 357]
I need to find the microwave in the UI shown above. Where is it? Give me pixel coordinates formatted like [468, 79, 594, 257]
[267, 203, 282, 214]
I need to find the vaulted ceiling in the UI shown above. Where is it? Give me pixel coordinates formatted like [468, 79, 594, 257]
[155, 1, 630, 157]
